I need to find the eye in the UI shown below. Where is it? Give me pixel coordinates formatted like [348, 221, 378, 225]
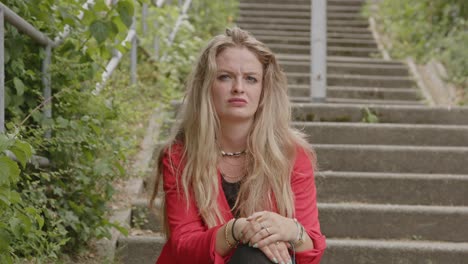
[217, 74, 231, 81]
[246, 76, 258, 83]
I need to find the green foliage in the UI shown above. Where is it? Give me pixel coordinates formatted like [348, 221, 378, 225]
[1, 0, 237, 262]
[371, 0, 467, 91]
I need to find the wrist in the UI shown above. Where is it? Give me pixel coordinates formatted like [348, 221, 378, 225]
[233, 218, 247, 243]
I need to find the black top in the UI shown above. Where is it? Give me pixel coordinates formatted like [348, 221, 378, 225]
[221, 174, 241, 211]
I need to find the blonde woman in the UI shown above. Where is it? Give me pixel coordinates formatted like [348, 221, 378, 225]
[151, 27, 326, 264]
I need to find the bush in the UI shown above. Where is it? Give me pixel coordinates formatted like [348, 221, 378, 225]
[371, 0, 467, 92]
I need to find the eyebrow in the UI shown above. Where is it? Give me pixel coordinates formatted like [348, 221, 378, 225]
[217, 69, 262, 76]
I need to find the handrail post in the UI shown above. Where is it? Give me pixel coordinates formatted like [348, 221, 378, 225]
[130, 7, 137, 85]
[42, 45, 52, 138]
[0, 6, 5, 133]
[310, 0, 327, 102]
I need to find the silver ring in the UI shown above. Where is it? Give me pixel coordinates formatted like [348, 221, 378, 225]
[265, 227, 271, 235]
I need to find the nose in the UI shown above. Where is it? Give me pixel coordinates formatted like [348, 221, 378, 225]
[232, 77, 245, 94]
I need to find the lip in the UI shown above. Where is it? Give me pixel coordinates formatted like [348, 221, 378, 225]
[228, 98, 247, 103]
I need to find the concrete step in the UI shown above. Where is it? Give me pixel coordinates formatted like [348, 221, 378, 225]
[238, 17, 369, 28]
[290, 86, 421, 100]
[267, 44, 380, 56]
[320, 203, 468, 242]
[247, 30, 373, 40]
[287, 73, 414, 88]
[293, 122, 468, 146]
[327, 31, 375, 40]
[327, 12, 367, 20]
[281, 61, 408, 75]
[237, 16, 310, 25]
[117, 235, 164, 264]
[327, 26, 371, 34]
[237, 22, 309, 32]
[322, 98, 424, 105]
[291, 85, 420, 99]
[316, 171, 468, 206]
[256, 36, 376, 48]
[328, 20, 369, 28]
[239, 2, 309, 11]
[328, 74, 415, 88]
[328, 46, 380, 57]
[239, 10, 310, 18]
[327, 62, 408, 75]
[239, 2, 364, 12]
[238, 23, 372, 35]
[328, 56, 404, 65]
[322, 238, 468, 264]
[240, 0, 365, 5]
[278, 55, 404, 65]
[314, 144, 468, 174]
[291, 103, 468, 125]
[291, 96, 423, 105]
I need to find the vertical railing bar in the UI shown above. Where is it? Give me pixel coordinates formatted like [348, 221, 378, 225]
[142, 3, 148, 35]
[310, 0, 327, 102]
[0, 7, 5, 133]
[42, 45, 52, 138]
[130, 18, 137, 85]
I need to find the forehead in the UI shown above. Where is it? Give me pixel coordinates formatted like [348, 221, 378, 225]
[216, 47, 263, 73]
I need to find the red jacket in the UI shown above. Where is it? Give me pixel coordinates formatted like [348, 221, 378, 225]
[156, 144, 326, 264]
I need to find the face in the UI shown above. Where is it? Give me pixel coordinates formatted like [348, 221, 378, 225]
[211, 47, 263, 124]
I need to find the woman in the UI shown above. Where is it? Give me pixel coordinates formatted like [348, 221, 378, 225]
[151, 27, 326, 264]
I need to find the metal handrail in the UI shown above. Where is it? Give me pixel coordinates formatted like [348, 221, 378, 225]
[1, 0, 192, 167]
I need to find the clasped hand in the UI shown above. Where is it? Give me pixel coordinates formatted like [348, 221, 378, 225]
[234, 211, 297, 264]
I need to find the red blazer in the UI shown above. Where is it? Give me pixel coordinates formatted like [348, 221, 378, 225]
[156, 144, 326, 264]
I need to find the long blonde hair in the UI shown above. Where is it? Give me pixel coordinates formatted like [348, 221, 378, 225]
[151, 27, 315, 235]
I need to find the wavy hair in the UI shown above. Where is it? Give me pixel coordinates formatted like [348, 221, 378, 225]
[151, 27, 315, 235]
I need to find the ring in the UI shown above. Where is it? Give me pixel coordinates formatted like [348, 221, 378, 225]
[265, 227, 271, 235]
[276, 241, 280, 246]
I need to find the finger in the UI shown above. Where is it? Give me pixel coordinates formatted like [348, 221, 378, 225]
[256, 233, 282, 248]
[268, 243, 285, 264]
[241, 221, 262, 244]
[247, 211, 267, 221]
[249, 228, 272, 246]
[259, 245, 278, 264]
[277, 242, 292, 264]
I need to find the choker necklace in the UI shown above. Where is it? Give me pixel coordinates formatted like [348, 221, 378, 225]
[221, 149, 246, 157]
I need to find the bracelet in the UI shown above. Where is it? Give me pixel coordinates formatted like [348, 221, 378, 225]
[224, 219, 238, 249]
[291, 218, 304, 247]
[231, 218, 240, 243]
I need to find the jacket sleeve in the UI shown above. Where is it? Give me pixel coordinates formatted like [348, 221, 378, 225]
[291, 147, 327, 264]
[162, 149, 228, 264]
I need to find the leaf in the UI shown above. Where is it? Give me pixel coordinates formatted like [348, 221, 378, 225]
[0, 134, 13, 153]
[0, 227, 11, 252]
[10, 140, 33, 168]
[117, 0, 134, 28]
[90, 20, 110, 44]
[13, 77, 25, 96]
[0, 156, 20, 185]
[93, 0, 110, 12]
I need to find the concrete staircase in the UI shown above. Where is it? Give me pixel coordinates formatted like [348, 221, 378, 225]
[115, 0, 468, 263]
[238, 0, 468, 263]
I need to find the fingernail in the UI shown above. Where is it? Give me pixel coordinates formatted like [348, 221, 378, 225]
[252, 243, 258, 248]
[280, 262, 285, 264]
[272, 258, 278, 264]
[287, 260, 292, 264]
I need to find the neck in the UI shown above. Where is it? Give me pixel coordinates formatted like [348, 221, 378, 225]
[218, 120, 252, 153]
